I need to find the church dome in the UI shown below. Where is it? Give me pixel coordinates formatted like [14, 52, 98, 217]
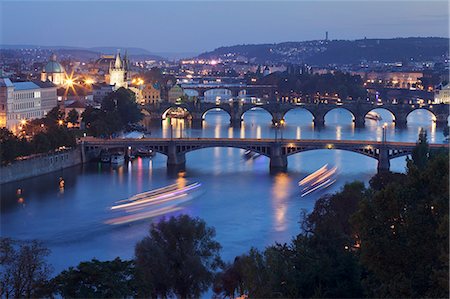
[43, 53, 65, 74]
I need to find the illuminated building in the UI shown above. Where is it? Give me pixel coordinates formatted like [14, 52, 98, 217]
[142, 83, 161, 104]
[109, 51, 130, 90]
[434, 83, 450, 104]
[0, 77, 57, 133]
[168, 84, 184, 103]
[41, 53, 65, 85]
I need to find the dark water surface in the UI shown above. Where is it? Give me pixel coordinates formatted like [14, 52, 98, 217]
[0, 108, 446, 274]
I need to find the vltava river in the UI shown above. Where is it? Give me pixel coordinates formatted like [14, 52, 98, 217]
[0, 108, 447, 273]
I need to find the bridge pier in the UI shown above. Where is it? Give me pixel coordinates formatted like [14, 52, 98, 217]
[377, 147, 390, 173]
[313, 117, 325, 128]
[269, 144, 287, 173]
[167, 143, 186, 171]
[435, 115, 448, 128]
[394, 113, 407, 128]
[191, 117, 203, 129]
[230, 117, 242, 127]
[354, 116, 365, 128]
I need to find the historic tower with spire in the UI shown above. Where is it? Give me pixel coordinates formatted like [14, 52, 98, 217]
[109, 50, 129, 90]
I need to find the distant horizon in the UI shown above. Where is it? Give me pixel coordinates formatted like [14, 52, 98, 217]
[1, 36, 448, 57]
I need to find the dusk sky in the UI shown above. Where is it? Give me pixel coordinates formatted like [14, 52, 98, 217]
[1, 1, 448, 54]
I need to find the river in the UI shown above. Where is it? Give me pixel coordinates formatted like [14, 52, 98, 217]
[0, 108, 447, 274]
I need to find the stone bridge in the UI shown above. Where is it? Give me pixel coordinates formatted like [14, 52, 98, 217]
[142, 101, 449, 128]
[179, 84, 276, 98]
[81, 137, 448, 173]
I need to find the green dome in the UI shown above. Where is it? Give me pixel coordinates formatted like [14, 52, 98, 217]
[43, 54, 64, 73]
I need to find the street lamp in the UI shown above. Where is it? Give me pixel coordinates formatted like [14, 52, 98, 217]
[382, 122, 388, 143]
[279, 119, 285, 140]
[274, 122, 279, 142]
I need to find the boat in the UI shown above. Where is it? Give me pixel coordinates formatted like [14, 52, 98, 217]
[106, 182, 202, 225]
[365, 112, 382, 121]
[136, 148, 156, 158]
[299, 164, 337, 197]
[110, 153, 125, 164]
[100, 152, 111, 163]
[244, 150, 253, 158]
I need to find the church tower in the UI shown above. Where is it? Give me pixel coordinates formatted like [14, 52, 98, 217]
[109, 51, 128, 90]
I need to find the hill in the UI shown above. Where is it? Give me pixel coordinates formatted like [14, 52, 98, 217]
[197, 37, 449, 65]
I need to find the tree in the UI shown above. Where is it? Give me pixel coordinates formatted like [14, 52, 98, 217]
[135, 215, 222, 298]
[43, 107, 64, 128]
[66, 109, 80, 126]
[53, 258, 135, 298]
[0, 128, 19, 165]
[214, 182, 366, 298]
[352, 149, 449, 297]
[102, 87, 142, 126]
[0, 238, 52, 298]
[409, 127, 429, 170]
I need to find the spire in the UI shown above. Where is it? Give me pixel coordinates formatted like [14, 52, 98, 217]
[123, 50, 129, 71]
[114, 50, 122, 69]
[50, 53, 57, 61]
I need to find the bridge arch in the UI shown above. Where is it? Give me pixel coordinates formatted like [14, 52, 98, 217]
[323, 107, 356, 125]
[364, 107, 396, 124]
[201, 106, 232, 122]
[283, 106, 316, 125]
[161, 105, 192, 120]
[184, 89, 199, 97]
[241, 106, 274, 123]
[406, 108, 437, 125]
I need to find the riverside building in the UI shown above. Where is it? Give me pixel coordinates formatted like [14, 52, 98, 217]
[0, 77, 58, 133]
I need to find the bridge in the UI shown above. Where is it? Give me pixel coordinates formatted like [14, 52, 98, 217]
[142, 101, 449, 128]
[80, 137, 448, 173]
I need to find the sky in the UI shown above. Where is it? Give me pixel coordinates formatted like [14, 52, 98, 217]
[0, 0, 448, 54]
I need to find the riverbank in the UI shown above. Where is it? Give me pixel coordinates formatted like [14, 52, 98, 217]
[0, 147, 83, 184]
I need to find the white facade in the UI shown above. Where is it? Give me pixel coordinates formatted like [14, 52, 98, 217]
[0, 78, 58, 133]
[434, 84, 450, 104]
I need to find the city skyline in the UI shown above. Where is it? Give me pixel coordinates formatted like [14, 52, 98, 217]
[1, 1, 448, 53]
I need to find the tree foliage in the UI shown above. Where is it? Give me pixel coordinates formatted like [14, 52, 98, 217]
[214, 182, 366, 298]
[0, 238, 52, 298]
[135, 215, 222, 298]
[82, 87, 142, 137]
[53, 258, 135, 298]
[353, 149, 449, 297]
[66, 109, 80, 125]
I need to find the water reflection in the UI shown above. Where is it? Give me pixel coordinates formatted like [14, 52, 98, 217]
[271, 172, 290, 232]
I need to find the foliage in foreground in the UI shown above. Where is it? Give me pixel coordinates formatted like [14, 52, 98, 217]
[135, 214, 223, 298]
[0, 238, 52, 298]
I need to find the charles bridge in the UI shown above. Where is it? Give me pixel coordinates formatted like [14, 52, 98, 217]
[81, 137, 448, 173]
[141, 100, 449, 128]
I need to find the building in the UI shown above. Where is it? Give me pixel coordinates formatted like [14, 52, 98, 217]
[434, 83, 450, 104]
[41, 53, 66, 85]
[109, 51, 130, 90]
[0, 77, 58, 133]
[92, 83, 115, 103]
[142, 83, 161, 104]
[168, 84, 184, 103]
